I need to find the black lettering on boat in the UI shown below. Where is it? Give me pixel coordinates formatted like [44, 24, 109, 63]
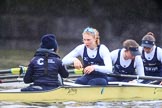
[66, 88, 77, 95]
[101, 87, 104, 94]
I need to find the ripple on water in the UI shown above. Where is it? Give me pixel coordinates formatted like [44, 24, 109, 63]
[0, 100, 162, 108]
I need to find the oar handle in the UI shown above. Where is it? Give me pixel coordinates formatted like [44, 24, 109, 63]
[0, 66, 28, 75]
[10, 68, 22, 75]
[11, 67, 27, 75]
[68, 68, 83, 74]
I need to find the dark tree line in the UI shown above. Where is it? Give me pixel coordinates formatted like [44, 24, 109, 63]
[0, 0, 162, 50]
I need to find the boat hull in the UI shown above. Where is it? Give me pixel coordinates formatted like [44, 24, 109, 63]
[0, 85, 162, 102]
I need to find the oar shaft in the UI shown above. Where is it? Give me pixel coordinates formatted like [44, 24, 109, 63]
[0, 75, 23, 79]
[68, 69, 162, 81]
[0, 79, 22, 83]
[0, 70, 78, 80]
[0, 69, 12, 74]
[0, 68, 22, 74]
[0, 68, 79, 80]
[107, 74, 162, 81]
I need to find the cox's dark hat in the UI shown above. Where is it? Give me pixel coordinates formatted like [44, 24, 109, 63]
[141, 40, 154, 48]
[40, 34, 58, 51]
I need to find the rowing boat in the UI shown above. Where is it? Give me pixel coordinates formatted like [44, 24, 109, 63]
[1, 67, 162, 102]
[0, 82, 162, 102]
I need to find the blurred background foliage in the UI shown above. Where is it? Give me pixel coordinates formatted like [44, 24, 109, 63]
[0, 0, 162, 68]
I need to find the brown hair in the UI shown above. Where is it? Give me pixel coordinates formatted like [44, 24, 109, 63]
[123, 39, 139, 49]
[142, 32, 155, 42]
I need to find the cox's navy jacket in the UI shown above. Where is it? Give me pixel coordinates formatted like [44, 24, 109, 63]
[23, 48, 69, 87]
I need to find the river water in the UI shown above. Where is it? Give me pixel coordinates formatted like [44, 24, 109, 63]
[1, 100, 162, 108]
[0, 82, 162, 108]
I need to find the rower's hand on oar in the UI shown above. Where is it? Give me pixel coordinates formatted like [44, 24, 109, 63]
[73, 58, 83, 69]
[84, 66, 95, 74]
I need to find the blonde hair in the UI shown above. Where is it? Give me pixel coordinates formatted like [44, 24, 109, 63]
[82, 27, 100, 45]
[93, 28, 100, 45]
[142, 32, 155, 42]
[123, 39, 139, 49]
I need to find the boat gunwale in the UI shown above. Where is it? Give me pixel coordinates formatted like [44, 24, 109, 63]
[1, 82, 162, 93]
